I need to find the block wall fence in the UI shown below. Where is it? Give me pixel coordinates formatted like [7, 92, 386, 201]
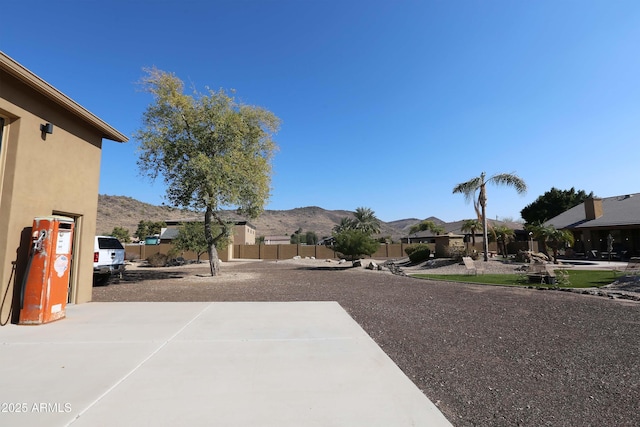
[124, 241, 527, 262]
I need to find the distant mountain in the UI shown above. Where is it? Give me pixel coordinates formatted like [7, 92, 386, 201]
[387, 216, 447, 234]
[96, 195, 197, 236]
[96, 195, 420, 241]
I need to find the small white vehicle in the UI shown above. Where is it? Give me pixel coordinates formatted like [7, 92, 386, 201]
[93, 236, 125, 285]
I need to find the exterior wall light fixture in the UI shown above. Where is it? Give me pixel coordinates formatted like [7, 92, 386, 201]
[40, 123, 54, 134]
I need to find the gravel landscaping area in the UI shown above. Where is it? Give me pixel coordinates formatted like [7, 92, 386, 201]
[93, 258, 640, 426]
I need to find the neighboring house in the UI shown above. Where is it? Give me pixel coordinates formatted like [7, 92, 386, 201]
[263, 235, 291, 245]
[0, 52, 127, 321]
[544, 195, 640, 259]
[160, 219, 256, 245]
[233, 221, 256, 245]
[317, 236, 336, 246]
[402, 218, 526, 244]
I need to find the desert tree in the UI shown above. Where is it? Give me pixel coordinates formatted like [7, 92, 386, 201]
[409, 220, 445, 236]
[305, 231, 318, 245]
[136, 68, 279, 275]
[172, 221, 231, 263]
[332, 229, 380, 263]
[521, 187, 594, 225]
[110, 226, 130, 243]
[453, 172, 527, 262]
[332, 207, 381, 265]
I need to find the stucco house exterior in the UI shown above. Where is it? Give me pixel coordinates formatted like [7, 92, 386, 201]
[544, 195, 640, 260]
[402, 218, 530, 255]
[264, 235, 291, 245]
[160, 219, 257, 246]
[0, 52, 127, 322]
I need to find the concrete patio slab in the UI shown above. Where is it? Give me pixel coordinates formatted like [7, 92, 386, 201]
[0, 302, 451, 426]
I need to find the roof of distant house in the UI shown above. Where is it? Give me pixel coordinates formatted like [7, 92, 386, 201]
[545, 193, 640, 229]
[408, 219, 524, 239]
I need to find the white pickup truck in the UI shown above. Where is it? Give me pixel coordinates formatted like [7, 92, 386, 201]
[93, 236, 125, 285]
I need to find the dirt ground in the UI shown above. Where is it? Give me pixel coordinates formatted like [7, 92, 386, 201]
[93, 258, 640, 427]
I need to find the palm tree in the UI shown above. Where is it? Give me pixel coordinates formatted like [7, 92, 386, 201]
[531, 224, 575, 263]
[492, 225, 515, 258]
[460, 219, 482, 249]
[453, 172, 527, 262]
[333, 217, 353, 234]
[350, 207, 381, 235]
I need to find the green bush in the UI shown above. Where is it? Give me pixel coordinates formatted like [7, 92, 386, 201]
[405, 245, 417, 256]
[406, 244, 431, 263]
[147, 252, 168, 267]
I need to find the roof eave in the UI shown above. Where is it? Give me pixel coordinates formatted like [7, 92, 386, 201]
[0, 51, 128, 143]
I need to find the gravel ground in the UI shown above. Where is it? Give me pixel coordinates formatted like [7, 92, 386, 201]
[93, 258, 640, 426]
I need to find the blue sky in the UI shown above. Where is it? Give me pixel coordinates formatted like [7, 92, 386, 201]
[2, 0, 639, 222]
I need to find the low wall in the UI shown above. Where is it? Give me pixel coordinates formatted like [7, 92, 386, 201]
[234, 244, 337, 260]
[124, 243, 233, 262]
[127, 243, 415, 262]
[124, 242, 514, 263]
[233, 243, 414, 261]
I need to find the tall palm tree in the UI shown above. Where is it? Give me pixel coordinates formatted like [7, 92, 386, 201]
[453, 172, 527, 261]
[350, 207, 381, 235]
[460, 219, 482, 249]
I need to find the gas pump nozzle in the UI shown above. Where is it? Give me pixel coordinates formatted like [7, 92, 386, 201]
[33, 230, 46, 252]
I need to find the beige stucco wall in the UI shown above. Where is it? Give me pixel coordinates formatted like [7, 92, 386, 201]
[0, 69, 106, 322]
[233, 223, 256, 245]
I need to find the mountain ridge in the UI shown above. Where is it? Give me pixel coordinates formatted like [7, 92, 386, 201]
[96, 194, 426, 241]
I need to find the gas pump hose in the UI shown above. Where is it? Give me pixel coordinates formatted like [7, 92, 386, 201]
[0, 262, 17, 326]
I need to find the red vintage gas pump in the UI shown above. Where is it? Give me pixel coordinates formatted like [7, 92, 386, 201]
[19, 216, 74, 325]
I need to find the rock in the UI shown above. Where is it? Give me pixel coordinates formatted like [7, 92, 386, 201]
[366, 261, 378, 270]
[338, 259, 346, 264]
[293, 255, 301, 260]
[325, 259, 332, 263]
[353, 260, 362, 267]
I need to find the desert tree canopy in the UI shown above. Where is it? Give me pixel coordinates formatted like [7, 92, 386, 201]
[521, 187, 594, 225]
[135, 68, 280, 275]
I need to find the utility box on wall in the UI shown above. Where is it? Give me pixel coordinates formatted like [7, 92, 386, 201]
[19, 216, 75, 325]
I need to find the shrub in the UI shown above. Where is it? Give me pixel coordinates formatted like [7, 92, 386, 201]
[405, 245, 418, 256]
[332, 229, 380, 262]
[147, 252, 168, 267]
[407, 244, 431, 264]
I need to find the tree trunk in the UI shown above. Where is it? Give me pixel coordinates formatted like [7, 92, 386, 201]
[204, 205, 221, 276]
[480, 189, 489, 262]
[208, 244, 220, 275]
